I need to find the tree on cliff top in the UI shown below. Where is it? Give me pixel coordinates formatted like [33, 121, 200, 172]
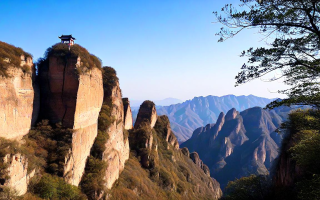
[215, 0, 320, 108]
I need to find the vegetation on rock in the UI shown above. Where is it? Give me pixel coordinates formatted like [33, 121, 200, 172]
[37, 43, 101, 75]
[0, 41, 32, 77]
[109, 117, 221, 200]
[80, 66, 120, 199]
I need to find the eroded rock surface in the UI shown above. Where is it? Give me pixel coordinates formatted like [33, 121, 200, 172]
[39, 56, 103, 186]
[2, 154, 34, 196]
[122, 98, 133, 130]
[0, 59, 34, 140]
[134, 100, 157, 129]
[102, 79, 129, 189]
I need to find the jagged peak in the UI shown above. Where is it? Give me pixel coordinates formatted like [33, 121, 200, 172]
[225, 108, 238, 121]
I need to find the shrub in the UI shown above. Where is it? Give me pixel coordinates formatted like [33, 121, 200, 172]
[222, 175, 271, 200]
[24, 120, 73, 176]
[80, 156, 108, 200]
[34, 173, 85, 200]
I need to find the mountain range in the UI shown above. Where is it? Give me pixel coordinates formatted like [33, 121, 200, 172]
[156, 95, 275, 143]
[181, 106, 293, 189]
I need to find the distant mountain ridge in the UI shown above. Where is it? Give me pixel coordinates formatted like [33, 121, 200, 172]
[157, 95, 275, 143]
[130, 98, 183, 109]
[181, 106, 292, 189]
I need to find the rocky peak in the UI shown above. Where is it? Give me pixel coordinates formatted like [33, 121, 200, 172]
[134, 100, 157, 129]
[190, 152, 211, 177]
[225, 108, 238, 121]
[38, 43, 104, 186]
[122, 98, 133, 130]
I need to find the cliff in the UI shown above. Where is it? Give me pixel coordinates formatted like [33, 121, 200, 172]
[0, 42, 36, 196]
[100, 67, 129, 189]
[38, 43, 104, 186]
[109, 101, 222, 200]
[181, 107, 287, 189]
[122, 98, 133, 130]
[0, 42, 34, 140]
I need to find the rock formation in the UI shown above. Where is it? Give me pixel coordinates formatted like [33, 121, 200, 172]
[190, 152, 210, 177]
[1, 154, 34, 196]
[112, 99, 222, 200]
[154, 115, 179, 150]
[134, 100, 157, 129]
[0, 42, 36, 196]
[39, 55, 104, 186]
[122, 98, 133, 130]
[0, 57, 34, 140]
[101, 68, 129, 189]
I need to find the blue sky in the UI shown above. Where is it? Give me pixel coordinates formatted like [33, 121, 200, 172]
[0, 0, 287, 101]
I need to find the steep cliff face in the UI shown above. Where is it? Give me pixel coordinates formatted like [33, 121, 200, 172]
[122, 98, 133, 130]
[64, 66, 103, 186]
[181, 107, 287, 189]
[102, 77, 129, 189]
[38, 46, 104, 186]
[0, 42, 36, 196]
[0, 59, 34, 140]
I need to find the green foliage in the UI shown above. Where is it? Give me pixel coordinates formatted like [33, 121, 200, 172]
[80, 156, 108, 200]
[0, 41, 32, 77]
[222, 175, 271, 200]
[271, 109, 320, 199]
[34, 174, 85, 200]
[24, 120, 73, 175]
[296, 174, 320, 200]
[37, 43, 101, 75]
[102, 66, 119, 94]
[0, 186, 19, 200]
[289, 131, 320, 173]
[215, 1, 320, 108]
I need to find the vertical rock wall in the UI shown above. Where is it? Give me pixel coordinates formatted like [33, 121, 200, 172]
[39, 56, 104, 186]
[0, 62, 34, 140]
[0, 55, 34, 196]
[122, 98, 133, 130]
[102, 81, 129, 189]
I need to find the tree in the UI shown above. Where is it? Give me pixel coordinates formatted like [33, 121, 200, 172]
[214, 0, 320, 108]
[222, 175, 271, 200]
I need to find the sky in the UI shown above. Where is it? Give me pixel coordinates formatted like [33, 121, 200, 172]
[0, 0, 288, 102]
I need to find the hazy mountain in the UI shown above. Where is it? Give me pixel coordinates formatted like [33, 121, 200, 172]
[157, 95, 275, 143]
[181, 106, 292, 189]
[130, 98, 183, 109]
